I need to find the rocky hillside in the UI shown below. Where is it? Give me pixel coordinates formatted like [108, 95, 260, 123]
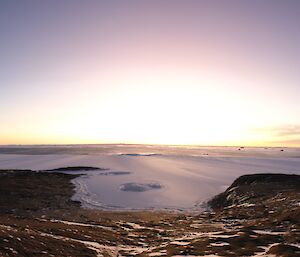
[0, 170, 299, 256]
[209, 173, 300, 210]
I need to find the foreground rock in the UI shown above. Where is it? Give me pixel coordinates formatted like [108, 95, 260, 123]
[0, 169, 81, 216]
[0, 170, 299, 256]
[209, 173, 300, 210]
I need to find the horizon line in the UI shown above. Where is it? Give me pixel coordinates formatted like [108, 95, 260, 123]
[0, 143, 298, 148]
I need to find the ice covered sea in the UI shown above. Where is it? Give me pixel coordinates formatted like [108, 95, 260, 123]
[0, 145, 300, 211]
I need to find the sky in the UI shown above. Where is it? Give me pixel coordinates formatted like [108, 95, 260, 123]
[0, 0, 300, 146]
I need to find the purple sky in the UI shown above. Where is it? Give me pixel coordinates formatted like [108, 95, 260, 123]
[0, 1, 300, 146]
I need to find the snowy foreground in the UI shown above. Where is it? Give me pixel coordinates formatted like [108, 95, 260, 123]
[0, 145, 299, 210]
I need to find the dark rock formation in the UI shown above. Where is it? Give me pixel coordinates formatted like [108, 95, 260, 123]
[0, 169, 81, 215]
[209, 173, 300, 210]
[45, 166, 106, 172]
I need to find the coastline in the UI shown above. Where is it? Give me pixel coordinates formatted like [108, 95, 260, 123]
[0, 168, 299, 256]
[1, 151, 300, 211]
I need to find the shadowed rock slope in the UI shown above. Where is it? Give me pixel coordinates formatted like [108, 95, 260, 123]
[209, 173, 300, 210]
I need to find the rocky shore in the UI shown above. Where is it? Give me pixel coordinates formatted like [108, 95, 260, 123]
[0, 169, 299, 256]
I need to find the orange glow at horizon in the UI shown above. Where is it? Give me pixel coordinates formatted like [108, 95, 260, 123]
[1, 70, 299, 147]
